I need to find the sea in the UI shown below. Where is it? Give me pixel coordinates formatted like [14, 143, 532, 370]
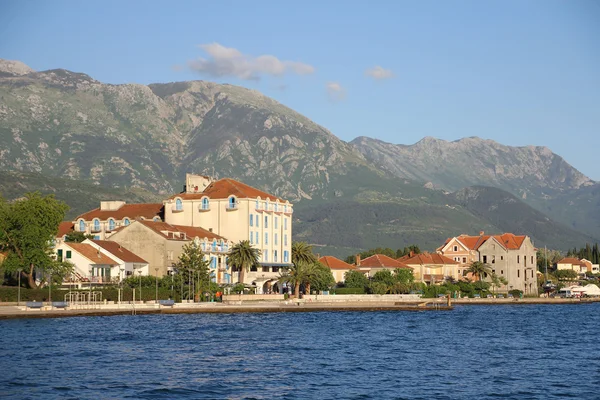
[0, 304, 598, 399]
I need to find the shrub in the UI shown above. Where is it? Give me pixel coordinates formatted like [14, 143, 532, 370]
[333, 287, 365, 294]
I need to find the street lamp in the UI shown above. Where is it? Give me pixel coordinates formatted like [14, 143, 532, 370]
[155, 267, 159, 303]
[138, 269, 142, 304]
[17, 269, 22, 306]
[119, 267, 124, 304]
[89, 267, 93, 306]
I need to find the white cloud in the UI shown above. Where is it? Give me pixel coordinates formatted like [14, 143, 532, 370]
[188, 43, 315, 81]
[365, 66, 394, 80]
[326, 82, 346, 102]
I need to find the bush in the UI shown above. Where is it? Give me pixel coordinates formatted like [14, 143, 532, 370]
[333, 287, 365, 294]
[509, 289, 523, 298]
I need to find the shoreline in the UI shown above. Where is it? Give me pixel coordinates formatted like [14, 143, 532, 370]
[0, 297, 598, 320]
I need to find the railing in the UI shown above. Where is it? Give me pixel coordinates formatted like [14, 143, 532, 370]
[171, 205, 183, 213]
[226, 204, 238, 210]
[91, 226, 102, 233]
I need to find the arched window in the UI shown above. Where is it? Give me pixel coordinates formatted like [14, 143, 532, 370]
[79, 220, 85, 232]
[274, 203, 278, 212]
[108, 218, 115, 231]
[229, 196, 236, 209]
[202, 197, 209, 210]
[212, 239, 217, 251]
[264, 216, 268, 228]
[175, 198, 183, 211]
[93, 219, 100, 232]
[256, 199, 259, 209]
[123, 218, 130, 226]
[266, 199, 270, 210]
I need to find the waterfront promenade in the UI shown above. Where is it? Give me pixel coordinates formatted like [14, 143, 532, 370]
[0, 296, 598, 319]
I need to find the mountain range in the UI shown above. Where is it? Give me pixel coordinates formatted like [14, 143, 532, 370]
[0, 58, 598, 257]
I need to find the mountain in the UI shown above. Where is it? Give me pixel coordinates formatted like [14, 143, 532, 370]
[0, 59, 598, 255]
[351, 136, 600, 238]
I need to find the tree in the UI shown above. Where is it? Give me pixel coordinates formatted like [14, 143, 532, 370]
[553, 269, 578, 281]
[466, 261, 492, 282]
[344, 270, 369, 289]
[291, 242, 317, 266]
[0, 192, 72, 288]
[490, 273, 508, 294]
[228, 240, 261, 284]
[279, 260, 313, 298]
[306, 262, 335, 292]
[65, 231, 94, 243]
[174, 241, 210, 299]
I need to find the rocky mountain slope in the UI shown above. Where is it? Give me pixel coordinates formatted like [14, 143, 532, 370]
[0, 58, 598, 253]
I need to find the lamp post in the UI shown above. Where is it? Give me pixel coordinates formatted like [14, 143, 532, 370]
[138, 270, 142, 304]
[49, 273, 52, 309]
[17, 269, 22, 306]
[120, 267, 124, 304]
[89, 267, 92, 306]
[155, 267, 159, 303]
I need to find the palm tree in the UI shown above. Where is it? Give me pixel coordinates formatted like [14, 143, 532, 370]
[290, 242, 317, 296]
[228, 240, 261, 285]
[467, 261, 492, 282]
[279, 260, 314, 298]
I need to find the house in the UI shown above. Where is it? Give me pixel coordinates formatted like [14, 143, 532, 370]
[319, 256, 359, 283]
[107, 220, 233, 282]
[73, 202, 163, 240]
[556, 258, 598, 275]
[438, 232, 538, 294]
[162, 174, 294, 278]
[355, 254, 412, 277]
[398, 252, 459, 284]
[55, 241, 119, 286]
[83, 239, 149, 278]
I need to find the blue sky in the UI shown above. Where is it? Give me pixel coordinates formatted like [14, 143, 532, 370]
[1, 0, 599, 179]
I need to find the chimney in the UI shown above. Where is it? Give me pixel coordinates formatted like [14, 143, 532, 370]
[479, 231, 484, 236]
[209, 228, 213, 233]
[409, 251, 414, 257]
[355, 254, 361, 266]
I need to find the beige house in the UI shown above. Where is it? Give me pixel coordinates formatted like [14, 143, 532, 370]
[107, 220, 233, 282]
[438, 232, 538, 294]
[319, 256, 359, 283]
[355, 254, 412, 277]
[398, 252, 459, 284]
[73, 202, 163, 240]
[556, 258, 598, 275]
[163, 174, 294, 275]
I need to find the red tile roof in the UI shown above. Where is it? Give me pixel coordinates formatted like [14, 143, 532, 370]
[91, 240, 148, 264]
[167, 178, 284, 202]
[65, 243, 119, 265]
[57, 222, 74, 238]
[319, 256, 357, 270]
[75, 203, 163, 221]
[401, 252, 459, 266]
[137, 220, 227, 241]
[359, 254, 412, 269]
[557, 257, 586, 266]
[443, 233, 527, 251]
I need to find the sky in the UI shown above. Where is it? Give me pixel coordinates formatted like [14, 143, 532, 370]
[1, 0, 599, 179]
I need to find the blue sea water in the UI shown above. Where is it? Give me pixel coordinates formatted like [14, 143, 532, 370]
[0, 304, 599, 399]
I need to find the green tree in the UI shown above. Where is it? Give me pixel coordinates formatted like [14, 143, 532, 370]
[307, 262, 335, 292]
[65, 231, 94, 243]
[466, 261, 492, 282]
[553, 269, 578, 281]
[344, 270, 369, 289]
[291, 242, 317, 266]
[227, 240, 261, 284]
[490, 273, 508, 294]
[174, 241, 210, 299]
[279, 260, 313, 298]
[0, 192, 72, 288]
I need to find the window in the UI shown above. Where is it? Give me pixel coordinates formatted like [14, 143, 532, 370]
[266, 199, 270, 210]
[501, 270, 504, 275]
[66, 250, 72, 259]
[274, 203, 278, 212]
[517, 270, 520, 278]
[531, 256, 534, 264]
[250, 214, 254, 227]
[284, 250, 289, 263]
[284, 234, 288, 246]
[284, 218, 287, 230]
[274, 233, 278, 245]
[462, 257, 466, 263]
[176, 198, 183, 211]
[229, 196, 236, 209]
[108, 219, 115, 231]
[284, 204, 287, 213]
[94, 235, 100, 240]
[492, 256, 496, 264]
[93, 219, 100, 232]
[256, 215, 259, 228]
[79, 220, 85, 232]
[255, 232, 259, 244]
[262, 266, 270, 272]
[517, 255, 520, 264]
[500, 256, 503, 260]
[264, 216, 268, 228]
[453, 245, 458, 251]
[124, 218, 130, 226]
[483, 255, 487, 263]
[212, 239, 217, 251]
[250, 232, 254, 244]
[264, 252, 268, 262]
[57, 249, 63, 261]
[153, 216, 160, 222]
[274, 250, 278, 262]
[202, 197, 209, 210]
[265, 233, 268, 245]
[256, 199, 259, 209]
[275, 217, 278, 229]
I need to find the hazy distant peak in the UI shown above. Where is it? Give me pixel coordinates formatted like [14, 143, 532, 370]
[0, 59, 34, 76]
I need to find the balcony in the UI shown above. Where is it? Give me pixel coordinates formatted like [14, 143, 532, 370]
[171, 205, 183, 213]
[423, 274, 445, 283]
[198, 205, 210, 212]
[90, 226, 102, 233]
[226, 203, 238, 211]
